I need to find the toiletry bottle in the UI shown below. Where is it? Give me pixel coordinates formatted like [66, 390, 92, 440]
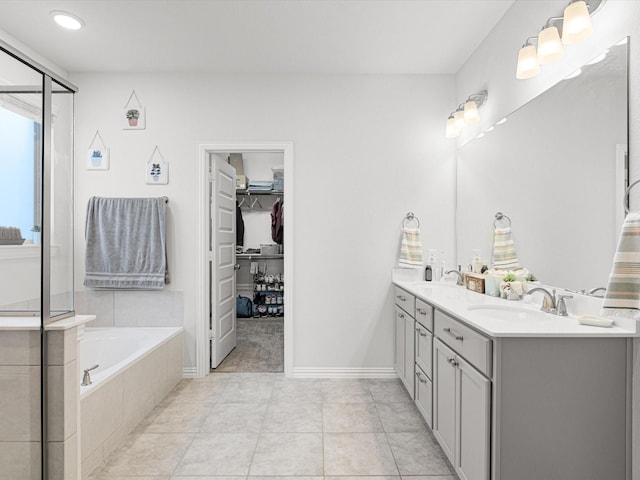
[425, 265, 432, 281]
[472, 249, 482, 273]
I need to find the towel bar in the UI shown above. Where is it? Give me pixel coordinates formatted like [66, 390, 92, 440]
[624, 179, 640, 214]
[402, 212, 420, 228]
[493, 212, 512, 229]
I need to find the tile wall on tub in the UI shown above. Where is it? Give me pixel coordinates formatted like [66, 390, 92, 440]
[75, 290, 184, 327]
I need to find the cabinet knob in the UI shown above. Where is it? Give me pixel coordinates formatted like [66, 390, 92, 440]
[417, 308, 427, 316]
[396, 295, 407, 301]
[447, 357, 459, 367]
[415, 327, 427, 337]
[415, 371, 427, 384]
[399, 313, 405, 319]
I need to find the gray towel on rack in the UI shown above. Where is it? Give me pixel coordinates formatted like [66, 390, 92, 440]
[84, 196, 168, 289]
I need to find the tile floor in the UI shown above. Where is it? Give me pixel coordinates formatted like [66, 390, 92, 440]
[88, 374, 458, 480]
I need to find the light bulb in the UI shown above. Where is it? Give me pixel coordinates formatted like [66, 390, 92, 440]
[463, 100, 480, 124]
[445, 117, 458, 138]
[562, 1, 593, 45]
[537, 26, 564, 64]
[516, 44, 540, 79]
[454, 110, 465, 131]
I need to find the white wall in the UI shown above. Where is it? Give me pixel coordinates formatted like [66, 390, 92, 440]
[456, 1, 640, 477]
[70, 72, 456, 373]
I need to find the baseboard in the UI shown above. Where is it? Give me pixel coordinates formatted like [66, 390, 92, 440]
[291, 367, 397, 378]
[182, 366, 197, 378]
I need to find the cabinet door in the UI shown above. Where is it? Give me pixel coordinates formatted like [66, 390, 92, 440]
[394, 307, 405, 380]
[415, 365, 433, 427]
[415, 324, 432, 378]
[457, 356, 490, 480]
[404, 316, 415, 398]
[433, 338, 457, 464]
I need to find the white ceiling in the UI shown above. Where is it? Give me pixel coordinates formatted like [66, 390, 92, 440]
[0, 0, 514, 75]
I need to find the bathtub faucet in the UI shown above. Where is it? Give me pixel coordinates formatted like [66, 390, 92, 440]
[81, 364, 99, 386]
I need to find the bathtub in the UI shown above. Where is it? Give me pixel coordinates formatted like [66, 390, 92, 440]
[79, 327, 183, 478]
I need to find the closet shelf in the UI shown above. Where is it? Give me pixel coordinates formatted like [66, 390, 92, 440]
[236, 190, 283, 196]
[237, 253, 284, 260]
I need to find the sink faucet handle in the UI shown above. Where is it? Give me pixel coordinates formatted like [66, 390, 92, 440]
[556, 294, 573, 316]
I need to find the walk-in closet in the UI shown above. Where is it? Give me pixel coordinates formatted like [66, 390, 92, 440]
[212, 151, 285, 373]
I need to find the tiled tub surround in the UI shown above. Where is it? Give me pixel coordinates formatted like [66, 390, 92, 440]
[88, 374, 458, 479]
[75, 290, 184, 327]
[81, 327, 183, 478]
[0, 315, 95, 480]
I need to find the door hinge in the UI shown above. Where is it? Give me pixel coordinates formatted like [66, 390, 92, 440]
[209, 329, 215, 340]
[207, 251, 214, 261]
[208, 172, 215, 182]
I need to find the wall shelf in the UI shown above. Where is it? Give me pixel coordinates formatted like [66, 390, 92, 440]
[237, 253, 283, 260]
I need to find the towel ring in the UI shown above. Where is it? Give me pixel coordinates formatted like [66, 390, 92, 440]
[493, 212, 512, 229]
[402, 212, 420, 228]
[624, 179, 640, 214]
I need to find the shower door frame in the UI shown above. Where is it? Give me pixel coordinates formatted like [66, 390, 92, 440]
[0, 38, 77, 480]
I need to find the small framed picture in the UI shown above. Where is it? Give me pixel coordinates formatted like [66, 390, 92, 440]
[146, 146, 168, 184]
[87, 131, 109, 170]
[123, 106, 146, 130]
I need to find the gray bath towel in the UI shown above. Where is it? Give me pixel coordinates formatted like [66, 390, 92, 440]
[84, 196, 168, 289]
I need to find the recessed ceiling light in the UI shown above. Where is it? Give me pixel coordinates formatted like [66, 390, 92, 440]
[50, 10, 84, 30]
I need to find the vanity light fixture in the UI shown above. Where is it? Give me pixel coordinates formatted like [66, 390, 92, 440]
[516, 38, 541, 79]
[444, 91, 488, 139]
[50, 10, 85, 30]
[515, 0, 606, 80]
[562, 1, 593, 44]
[537, 19, 564, 64]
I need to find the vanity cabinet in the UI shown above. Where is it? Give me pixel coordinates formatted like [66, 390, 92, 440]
[414, 298, 433, 426]
[394, 286, 415, 397]
[433, 312, 491, 480]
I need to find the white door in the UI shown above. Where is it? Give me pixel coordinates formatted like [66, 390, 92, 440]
[210, 155, 237, 368]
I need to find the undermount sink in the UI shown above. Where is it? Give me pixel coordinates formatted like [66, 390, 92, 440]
[466, 304, 555, 322]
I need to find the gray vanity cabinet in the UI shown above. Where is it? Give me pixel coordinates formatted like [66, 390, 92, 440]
[433, 312, 491, 480]
[414, 298, 433, 426]
[394, 286, 415, 397]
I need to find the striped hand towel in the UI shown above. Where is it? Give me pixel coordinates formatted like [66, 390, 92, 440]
[491, 226, 520, 270]
[602, 213, 640, 315]
[399, 227, 423, 269]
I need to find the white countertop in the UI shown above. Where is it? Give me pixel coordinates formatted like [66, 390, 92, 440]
[0, 314, 97, 331]
[393, 279, 640, 338]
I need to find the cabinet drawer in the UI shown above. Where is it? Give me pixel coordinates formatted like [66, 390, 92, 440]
[414, 364, 433, 428]
[415, 299, 433, 331]
[434, 310, 492, 378]
[394, 286, 415, 315]
[415, 323, 432, 379]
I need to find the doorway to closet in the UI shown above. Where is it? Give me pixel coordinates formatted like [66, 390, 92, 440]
[196, 143, 294, 378]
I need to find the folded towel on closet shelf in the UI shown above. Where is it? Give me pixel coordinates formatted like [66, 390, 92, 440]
[601, 212, 640, 319]
[491, 226, 520, 270]
[399, 227, 423, 269]
[84, 196, 168, 289]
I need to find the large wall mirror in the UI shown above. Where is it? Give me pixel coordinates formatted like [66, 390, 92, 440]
[456, 38, 628, 293]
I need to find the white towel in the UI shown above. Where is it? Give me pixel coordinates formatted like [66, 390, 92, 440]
[491, 227, 520, 270]
[399, 227, 423, 269]
[601, 213, 640, 319]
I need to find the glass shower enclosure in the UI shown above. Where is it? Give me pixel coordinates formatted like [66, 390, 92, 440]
[0, 40, 76, 479]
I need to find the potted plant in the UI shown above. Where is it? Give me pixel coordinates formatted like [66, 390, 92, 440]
[500, 271, 523, 299]
[126, 108, 140, 127]
[90, 149, 102, 167]
[31, 225, 41, 244]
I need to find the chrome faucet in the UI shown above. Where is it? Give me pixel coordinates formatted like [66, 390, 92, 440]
[444, 269, 464, 286]
[526, 287, 573, 316]
[586, 287, 607, 297]
[81, 364, 99, 386]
